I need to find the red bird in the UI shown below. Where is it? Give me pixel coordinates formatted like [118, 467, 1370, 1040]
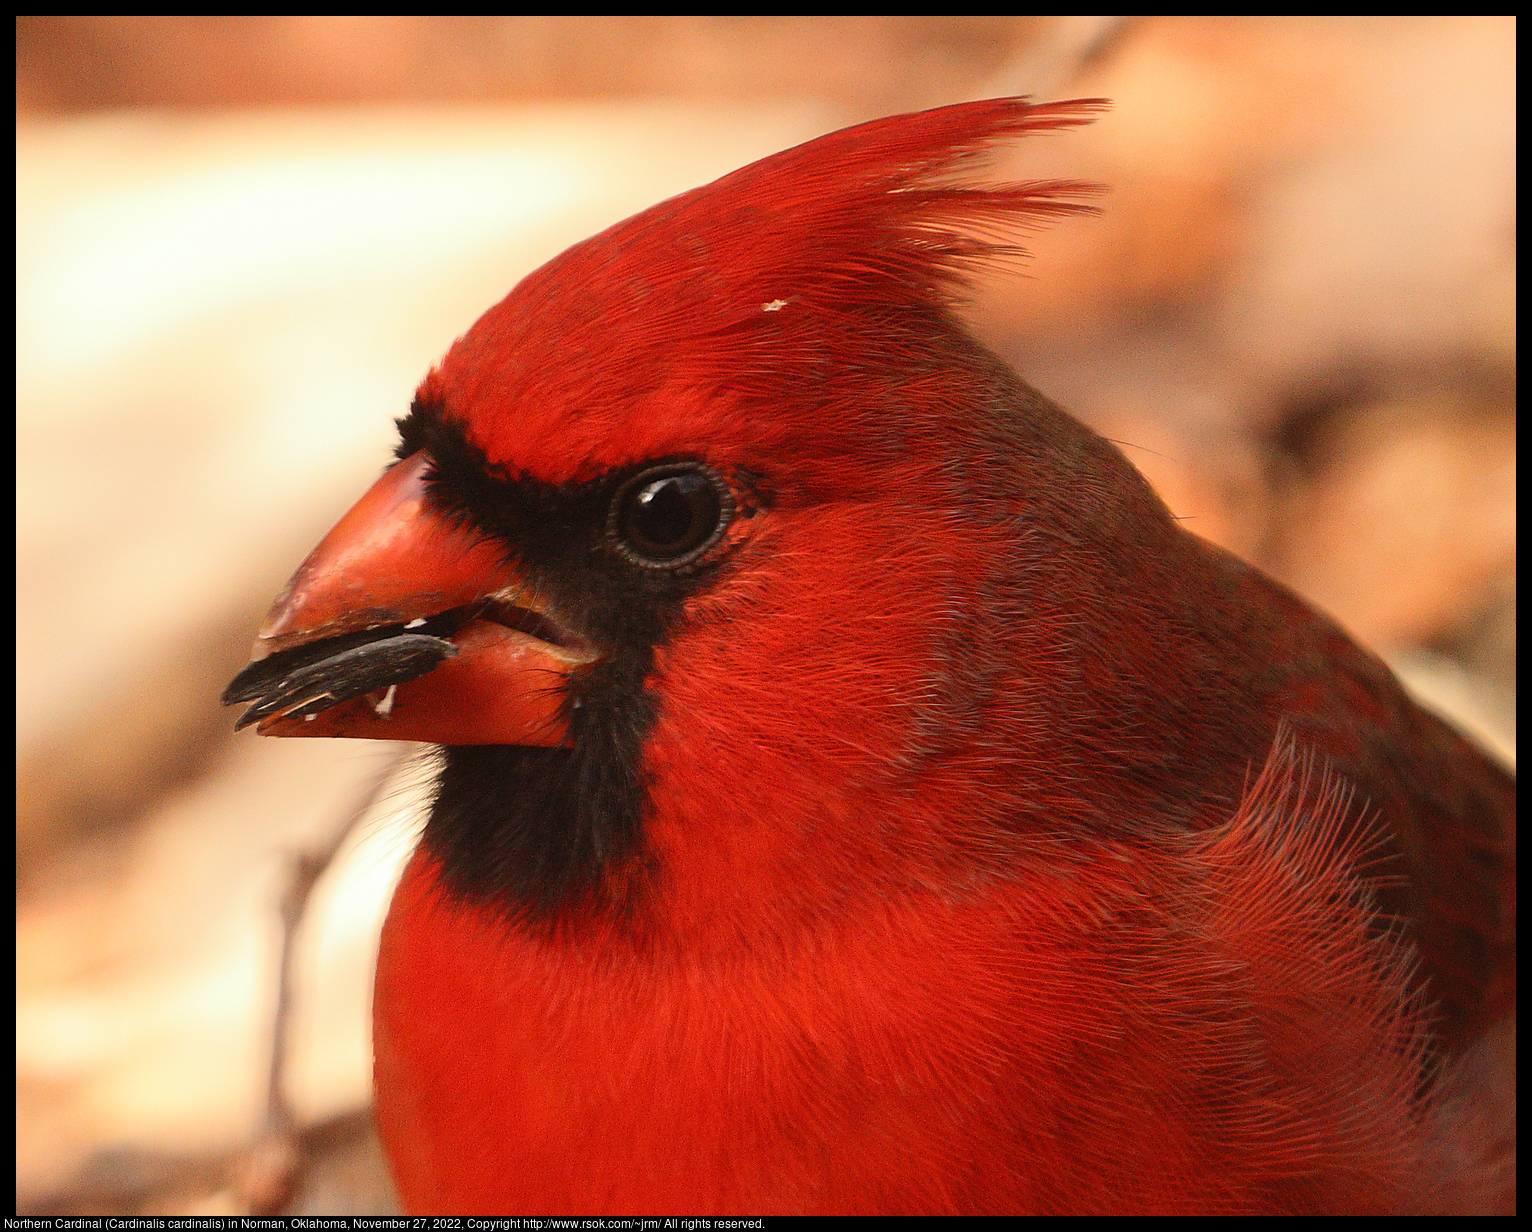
[224, 99, 1514, 1214]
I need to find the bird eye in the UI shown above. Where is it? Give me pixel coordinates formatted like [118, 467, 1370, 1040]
[611, 464, 732, 567]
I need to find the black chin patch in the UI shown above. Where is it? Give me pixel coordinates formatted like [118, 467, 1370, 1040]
[422, 658, 657, 918]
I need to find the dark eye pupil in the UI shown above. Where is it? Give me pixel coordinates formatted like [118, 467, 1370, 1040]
[619, 470, 724, 562]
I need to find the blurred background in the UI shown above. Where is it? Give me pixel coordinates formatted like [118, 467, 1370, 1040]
[16, 15, 1515, 1216]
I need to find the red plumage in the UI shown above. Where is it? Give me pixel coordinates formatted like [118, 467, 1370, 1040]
[420, 97, 1104, 483]
[227, 98, 1514, 1214]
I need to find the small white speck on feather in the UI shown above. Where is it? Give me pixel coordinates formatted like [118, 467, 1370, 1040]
[372, 684, 397, 717]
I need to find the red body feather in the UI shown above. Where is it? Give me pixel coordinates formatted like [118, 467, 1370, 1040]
[230, 99, 1514, 1213]
[375, 738, 1488, 1213]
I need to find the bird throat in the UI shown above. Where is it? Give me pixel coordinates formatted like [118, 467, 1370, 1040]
[419, 658, 658, 918]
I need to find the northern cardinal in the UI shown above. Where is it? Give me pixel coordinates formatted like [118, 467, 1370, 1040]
[224, 99, 1514, 1214]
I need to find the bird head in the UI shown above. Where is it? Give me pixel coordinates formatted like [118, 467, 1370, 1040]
[225, 98, 1246, 920]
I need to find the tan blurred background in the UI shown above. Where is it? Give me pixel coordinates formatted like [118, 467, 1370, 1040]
[16, 15, 1515, 1216]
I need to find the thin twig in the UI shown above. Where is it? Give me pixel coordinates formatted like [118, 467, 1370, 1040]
[241, 747, 409, 1217]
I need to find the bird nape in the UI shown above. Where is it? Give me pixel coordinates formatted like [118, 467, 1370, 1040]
[224, 97, 1514, 1215]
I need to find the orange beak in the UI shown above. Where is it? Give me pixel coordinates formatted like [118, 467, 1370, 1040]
[223, 451, 595, 745]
